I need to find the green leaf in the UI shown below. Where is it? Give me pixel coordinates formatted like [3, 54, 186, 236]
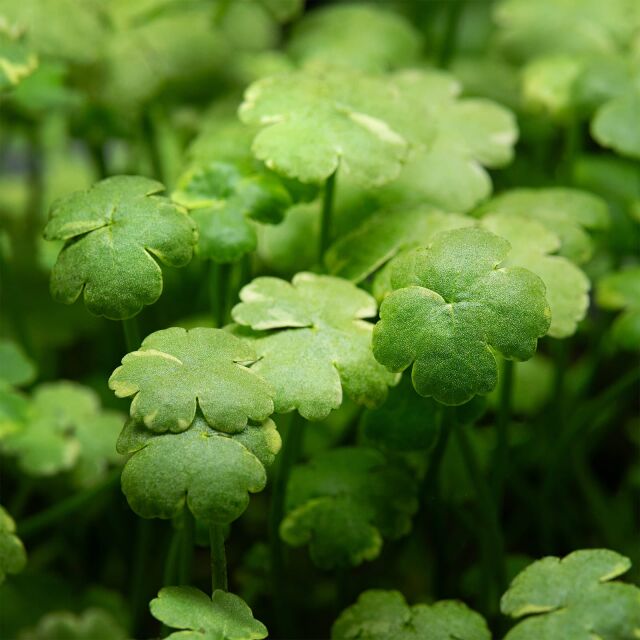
[2, 382, 123, 484]
[592, 90, 640, 159]
[372, 227, 551, 405]
[0, 506, 26, 585]
[0, 340, 36, 386]
[281, 447, 418, 569]
[44, 176, 197, 320]
[231, 273, 398, 421]
[0, 23, 37, 92]
[117, 415, 280, 525]
[172, 161, 293, 264]
[109, 327, 274, 434]
[361, 376, 442, 452]
[501, 549, 640, 640]
[482, 213, 590, 338]
[150, 586, 268, 640]
[596, 267, 640, 350]
[287, 4, 420, 73]
[475, 187, 609, 264]
[258, 0, 303, 23]
[332, 590, 491, 640]
[18, 608, 128, 640]
[238, 67, 408, 186]
[0, 383, 29, 439]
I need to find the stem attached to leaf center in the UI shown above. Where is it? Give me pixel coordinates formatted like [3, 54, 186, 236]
[209, 524, 228, 593]
[492, 358, 514, 506]
[122, 316, 141, 353]
[179, 510, 195, 585]
[319, 170, 337, 265]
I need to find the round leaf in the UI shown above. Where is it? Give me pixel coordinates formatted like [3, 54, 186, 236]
[592, 90, 640, 159]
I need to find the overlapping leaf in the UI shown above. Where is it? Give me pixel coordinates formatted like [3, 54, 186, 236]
[287, 4, 420, 72]
[231, 273, 398, 421]
[238, 66, 408, 186]
[109, 327, 274, 434]
[501, 549, 640, 639]
[0, 506, 26, 584]
[150, 586, 268, 640]
[332, 590, 491, 640]
[1, 382, 123, 485]
[596, 267, 640, 350]
[280, 447, 418, 568]
[373, 227, 551, 405]
[117, 415, 280, 525]
[475, 187, 609, 264]
[44, 176, 197, 320]
[18, 608, 127, 640]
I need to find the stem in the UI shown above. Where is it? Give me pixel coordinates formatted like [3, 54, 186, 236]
[122, 316, 141, 353]
[437, 0, 464, 68]
[454, 415, 506, 612]
[492, 358, 514, 505]
[319, 170, 337, 263]
[420, 404, 449, 501]
[18, 469, 120, 538]
[269, 412, 306, 638]
[89, 141, 108, 180]
[163, 526, 182, 587]
[210, 262, 231, 328]
[131, 519, 153, 635]
[179, 510, 195, 585]
[209, 524, 228, 593]
[560, 117, 581, 183]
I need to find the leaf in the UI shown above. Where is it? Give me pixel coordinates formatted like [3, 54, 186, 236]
[0, 383, 29, 439]
[592, 90, 640, 159]
[2, 382, 123, 484]
[109, 327, 274, 434]
[0, 340, 36, 386]
[0, 22, 37, 92]
[281, 447, 418, 569]
[481, 213, 590, 338]
[150, 586, 268, 640]
[258, 0, 303, 23]
[475, 187, 609, 264]
[287, 4, 420, 73]
[117, 415, 280, 526]
[372, 227, 551, 405]
[172, 161, 294, 264]
[238, 66, 408, 186]
[18, 608, 128, 640]
[501, 549, 640, 640]
[44, 176, 197, 320]
[231, 273, 398, 421]
[596, 267, 640, 351]
[332, 590, 491, 640]
[0, 506, 26, 585]
[361, 376, 443, 452]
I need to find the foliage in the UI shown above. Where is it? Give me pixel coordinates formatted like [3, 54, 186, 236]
[18, 608, 127, 640]
[0, 506, 26, 585]
[596, 267, 640, 350]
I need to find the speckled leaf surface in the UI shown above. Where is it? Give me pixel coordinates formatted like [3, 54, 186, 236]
[44, 176, 197, 320]
[281, 447, 418, 568]
[109, 327, 274, 434]
[501, 549, 640, 640]
[231, 273, 398, 421]
[117, 415, 280, 525]
[596, 267, 640, 350]
[373, 227, 551, 405]
[150, 586, 268, 640]
[332, 590, 491, 640]
[238, 67, 408, 186]
[0, 506, 26, 584]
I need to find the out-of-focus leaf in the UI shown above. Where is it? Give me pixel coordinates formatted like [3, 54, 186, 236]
[0, 506, 26, 585]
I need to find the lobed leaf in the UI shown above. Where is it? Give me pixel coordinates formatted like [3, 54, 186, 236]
[150, 586, 267, 640]
[117, 415, 280, 526]
[109, 327, 274, 434]
[332, 589, 491, 640]
[44, 176, 197, 320]
[596, 267, 640, 350]
[0, 506, 26, 585]
[372, 227, 551, 405]
[231, 273, 398, 421]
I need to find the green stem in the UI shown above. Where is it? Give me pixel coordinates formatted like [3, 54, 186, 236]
[210, 262, 231, 328]
[560, 117, 581, 183]
[209, 524, 228, 593]
[269, 412, 306, 638]
[492, 358, 514, 505]
[437, 0, 464, 68]
[18, 469, 120, 538]
[420, 404, 449, 501]
[179, 510, 195, 585]
[319, 170, 337, 264]
[131, 519, 153, 635]
[454, 414, 506, 613]
[163, 526, 182, 587]
[122, 316, 141, 353]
